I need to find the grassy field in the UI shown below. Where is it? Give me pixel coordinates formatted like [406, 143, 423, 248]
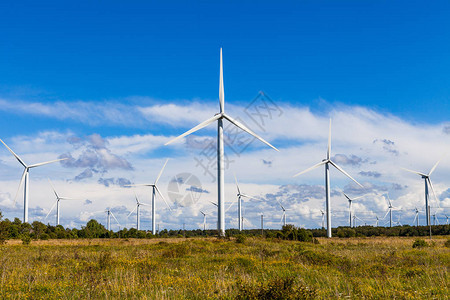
[0, 236, 448, 299]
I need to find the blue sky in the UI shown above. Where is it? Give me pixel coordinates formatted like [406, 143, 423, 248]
[0, 1, 449, 230]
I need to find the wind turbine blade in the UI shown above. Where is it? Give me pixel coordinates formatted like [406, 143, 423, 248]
[293, 160, 326, 177]
[329, 160, 363, 188]
[385, 193, 392, 207]
[13, 168, 27, 204]
[427, 178, 440, 208]
[276, 199, 285, 211]
[225, 201, 235, 212]
[45, 200, 58, 220]
[342, 192, 351, 201]
[327, 118, 331, 160]
[127, 205, 137, 217]
[219, 48, 224, 113]
[234, 173, 241, 195]
[126, 183, 153, 187]
[383, 210, 390, 220]
[0, 139, 27, 167]
[48, 178, 59, 199]
[209, 201, 218, 207]
[164, 114, 221, 146]
[222, 113, 279, 151]
[155, 186, 172, 210]
[428, 157, 444, 176]
[110, 212, 121, 226]
[241, 193, 259, 201]
[401, 167, 427, 177]
[200, 211, 206, 216]
[154, 159, 169, 185]
[29, 158, 68, 168]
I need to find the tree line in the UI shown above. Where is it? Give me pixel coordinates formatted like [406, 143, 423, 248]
[0, 210, 448, 243]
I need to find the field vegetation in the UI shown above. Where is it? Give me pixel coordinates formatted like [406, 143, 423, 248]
[0, 235, 448, 299]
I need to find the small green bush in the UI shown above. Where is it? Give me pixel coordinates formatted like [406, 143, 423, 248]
[21, 234, 31, 245]
[235, 234, 246, 244]
[444, 239, 450, 248]
[412, 239, 428, 248]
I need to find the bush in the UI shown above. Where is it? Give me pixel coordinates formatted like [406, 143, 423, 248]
[236, 276, 317, 300]
[444, 239, 450, 248]
[412, 239, 428, 248]
[21, 234, 31, 245]
[235, 234, 246, 244]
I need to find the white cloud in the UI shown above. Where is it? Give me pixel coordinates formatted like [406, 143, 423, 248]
[0, 100, 449, 229]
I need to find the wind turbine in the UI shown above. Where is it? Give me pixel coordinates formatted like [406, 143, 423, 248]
[0, 139, 67, 223]
[127, 194, 150, 231]
[127, 159, 171, 235]
[165, 48, 278, 236]
[235, 174, 259, 231]
[293, 120, 363, 238]
[432, 213, 439, 225]
[276, 199, 287, 227]
[382, 194, 396, 227]
[342, 192, 363, 227]
[412, 207, 422, 227]
[200, 210, 209, 230]
[375, 215, 379, 227]
[402, 157, 444, 226]
[45, 179, 75, 226]
[445, 214, 449, 225]
[106, 208, 121, 231]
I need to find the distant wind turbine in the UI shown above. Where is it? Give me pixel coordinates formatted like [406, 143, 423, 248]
[234, 174, 259, 231]
[127, 159, 171, 234]
[402, 157, 444, 226]
[165, 48, 278, 236]
[127, 194, 150, 231]
[45, 178, 75, 226]
[375, 215, 379, 227]
[0, 139, 67, 223]
[383, 193, 397, 228]
[342, 192, 364, 227]
[200, 210, 209, 230]
[412, 207, 422, 227]
[106, 208, 121, 231]
[276, 199, 287, 227]
[293, 119, 363, 238]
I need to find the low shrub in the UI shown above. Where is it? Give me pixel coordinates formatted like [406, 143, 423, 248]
[412, 239, 428, 248]
[235, 234, 246, 244]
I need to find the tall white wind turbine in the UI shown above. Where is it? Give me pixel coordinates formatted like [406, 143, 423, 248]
[235, 175, 259, 231]
[165, 48, 278, 236]
[293, 120, 363, 238]
[127, 195, 150, 231]
[402, 158, 443, 227]
[342, 192, 363, 227]
[106, 208, 121, 231]
[0, 139, 67, 223]
[127, 159, 171, 235]
[45, 179, 75, 226]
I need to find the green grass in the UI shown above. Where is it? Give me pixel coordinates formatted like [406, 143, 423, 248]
[0, 236, 448, 299]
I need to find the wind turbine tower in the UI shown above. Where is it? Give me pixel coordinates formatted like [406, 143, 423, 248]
[293, 120, 363, 238]
[0, 139, 67, 223]
[165, 49, 278, 236]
